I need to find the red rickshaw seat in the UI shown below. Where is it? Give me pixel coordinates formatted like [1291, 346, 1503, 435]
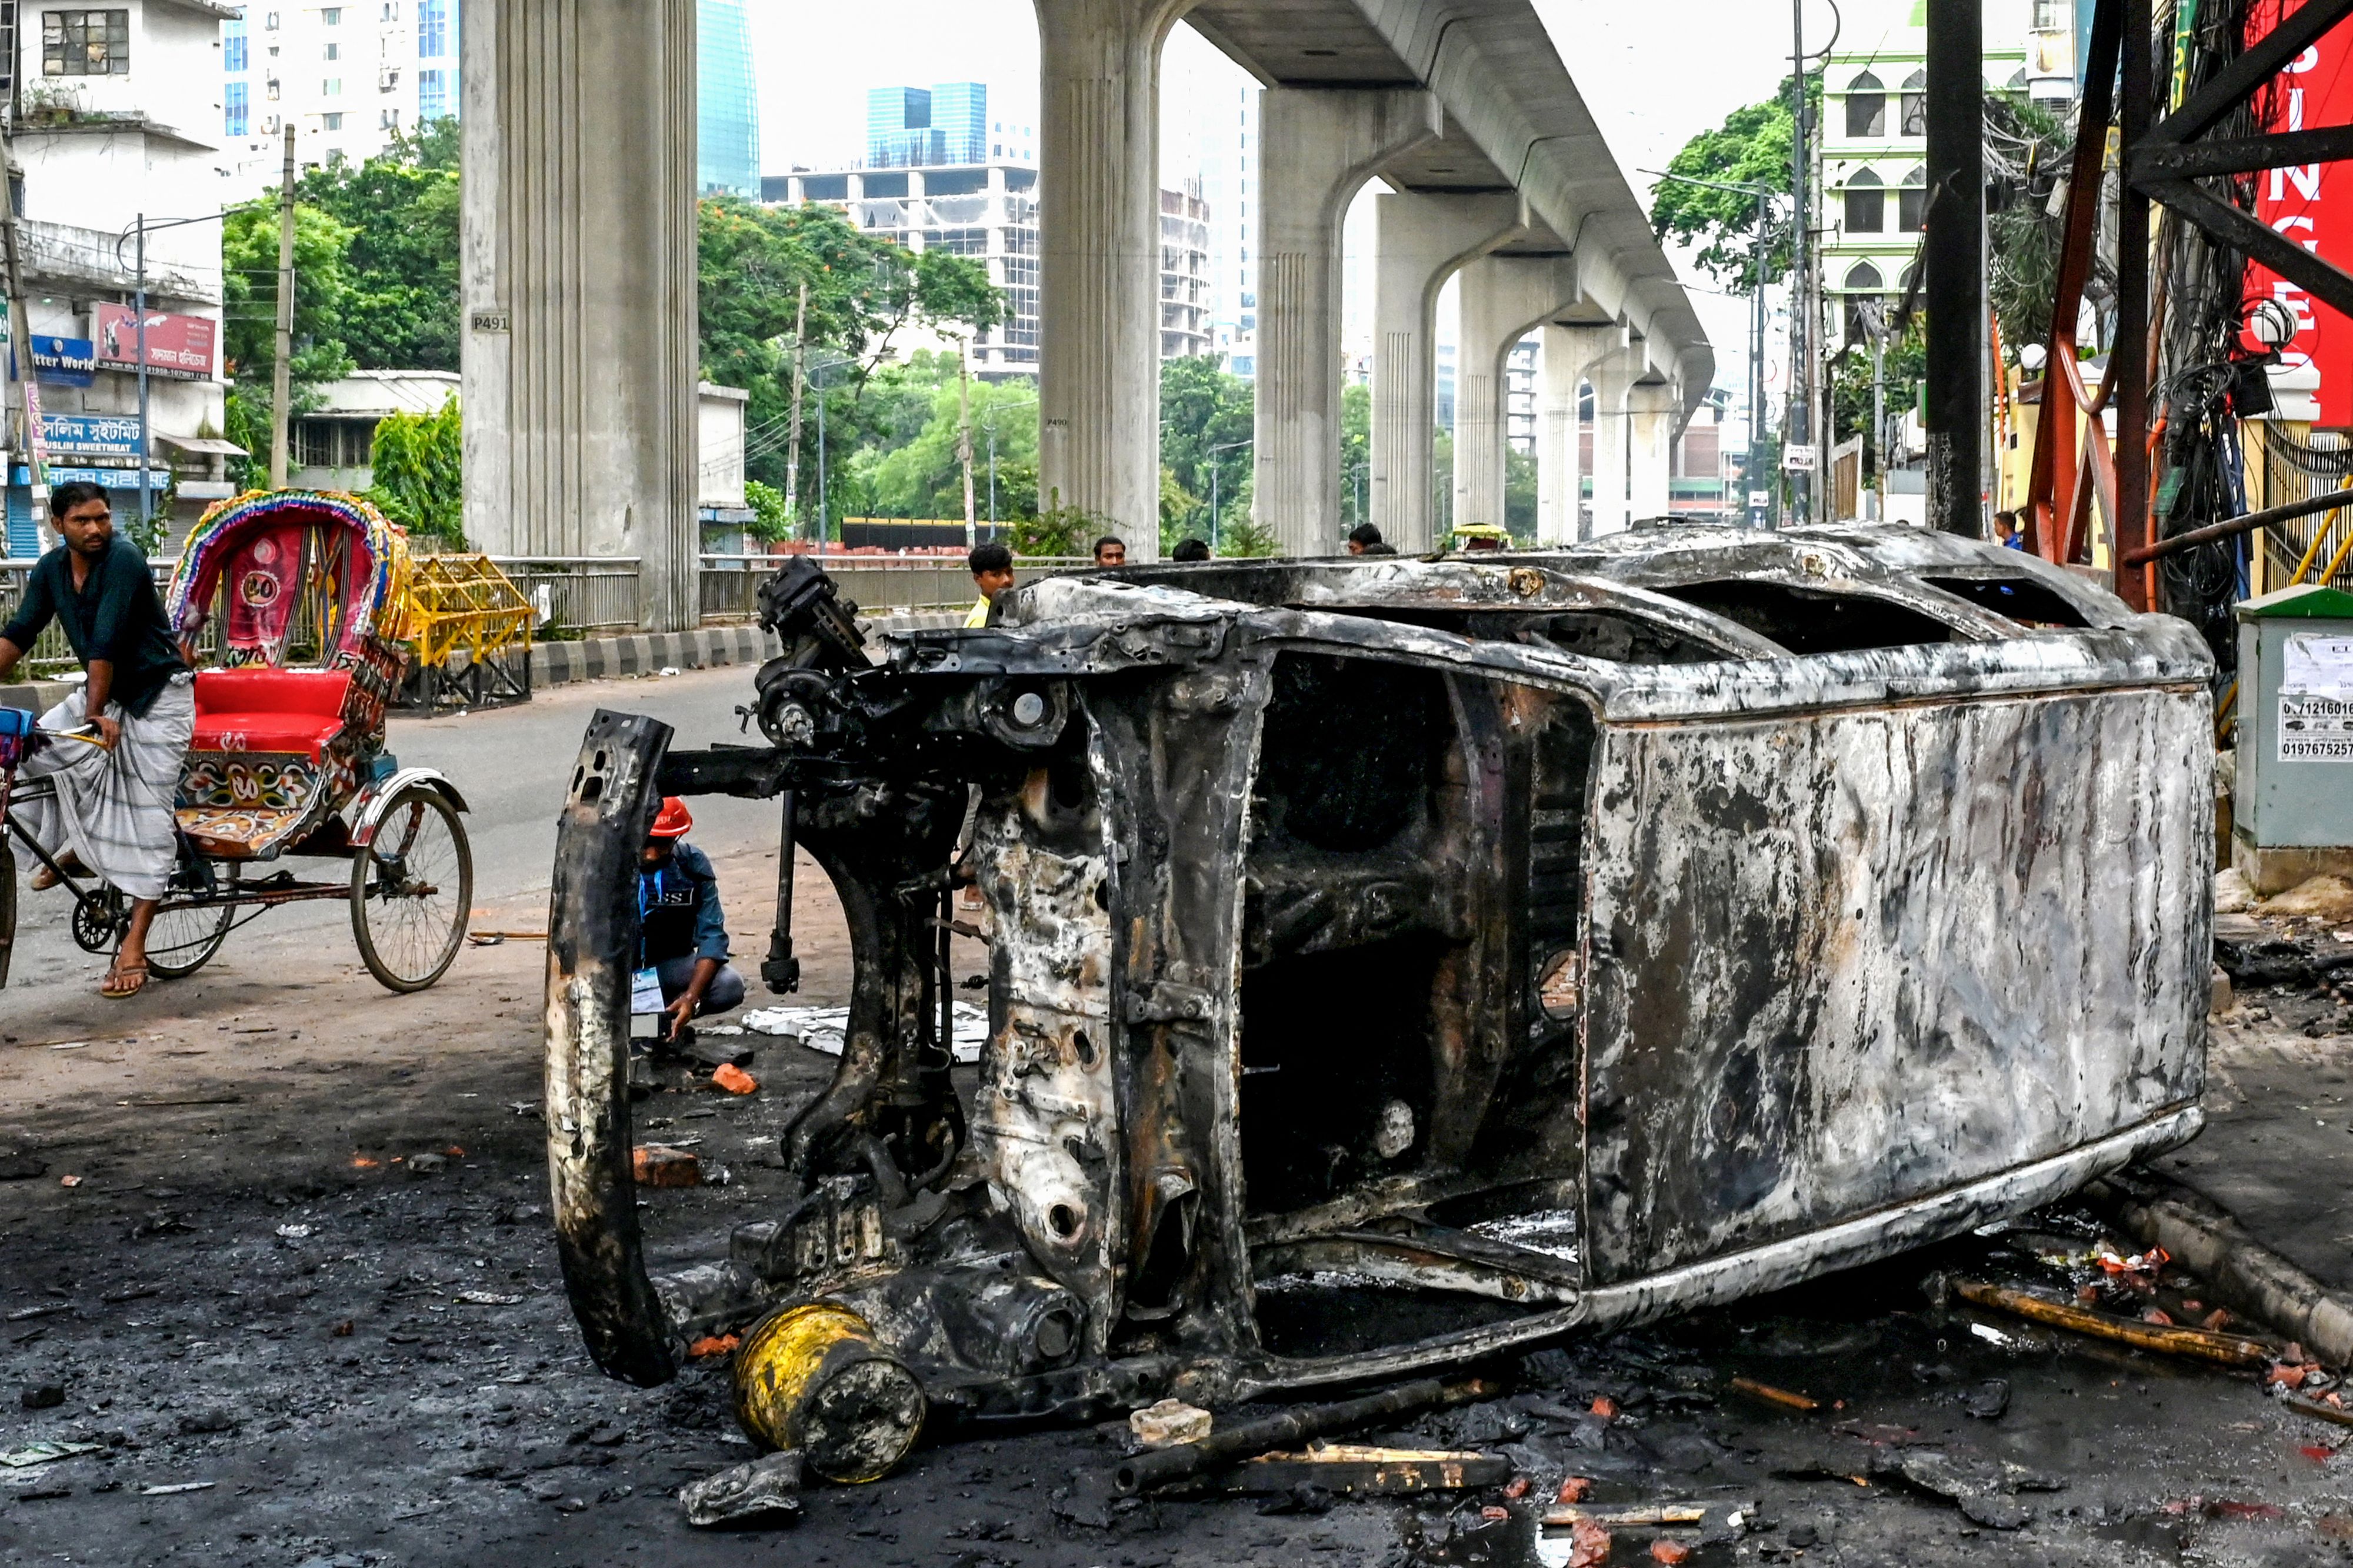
[191, 668, 352, 760]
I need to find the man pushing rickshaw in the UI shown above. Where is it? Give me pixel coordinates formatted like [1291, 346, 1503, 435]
[0, 482, 193, 997]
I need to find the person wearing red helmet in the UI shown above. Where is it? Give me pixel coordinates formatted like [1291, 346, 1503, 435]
[638, 796, 744, 1045]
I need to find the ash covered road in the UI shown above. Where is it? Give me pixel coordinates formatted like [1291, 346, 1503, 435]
[1, 670, 2349, 1567]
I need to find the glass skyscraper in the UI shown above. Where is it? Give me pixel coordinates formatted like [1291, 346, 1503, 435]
[698, 0, 760, 198]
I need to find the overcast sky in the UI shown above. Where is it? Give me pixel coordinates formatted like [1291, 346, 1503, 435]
[748, 2, 1809, 392]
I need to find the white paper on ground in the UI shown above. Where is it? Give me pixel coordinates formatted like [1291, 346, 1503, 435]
[739, 1001, 989, 1065]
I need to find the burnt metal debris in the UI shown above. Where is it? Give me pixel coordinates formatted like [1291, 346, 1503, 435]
[544, 526, 2215, 1473]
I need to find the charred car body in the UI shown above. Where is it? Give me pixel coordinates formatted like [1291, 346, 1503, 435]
[544, 525, 2214, 1461]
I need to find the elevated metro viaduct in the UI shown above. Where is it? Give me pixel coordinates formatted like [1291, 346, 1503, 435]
[456, 0, 1713, 624]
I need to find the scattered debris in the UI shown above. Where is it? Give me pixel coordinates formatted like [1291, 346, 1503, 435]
[1545, 1503, 1707, 1529]
[680, 1447, 804, 1529]
[708, 1063, 758, 1096]
[1729, 1377, 1820, 1412]
[1113, 1379, 1497, 1496]
[1, 1441, 99, 1469]
[1228, 1443, 1507, 1496]
[1129, 1399, 1214, 1449]
[1955, 1281, 2271, 1366]
[738, 1002, 988, 1065]
[2257, 874, 2353, 923]
[632, 1145, 704, 1188]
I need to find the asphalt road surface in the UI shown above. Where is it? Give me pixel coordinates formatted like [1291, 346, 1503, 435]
[1, 668, 2349, 1568]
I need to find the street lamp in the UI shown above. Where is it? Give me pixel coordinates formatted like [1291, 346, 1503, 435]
[801, 351, 854, 555]
[115, 211, 229, 536]
[1647, 168, 1779, 529]
[1204, 437, 1250, 551]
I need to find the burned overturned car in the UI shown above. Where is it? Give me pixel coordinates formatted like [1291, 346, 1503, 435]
[544, 525, 2214, 1475]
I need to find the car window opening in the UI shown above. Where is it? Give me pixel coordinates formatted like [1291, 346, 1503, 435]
[1918, 575, 2092, 629]
[1655, 578, 1963, 653]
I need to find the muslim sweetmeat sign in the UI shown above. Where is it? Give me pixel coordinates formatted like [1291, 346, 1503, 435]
[91, 304, 218, 381]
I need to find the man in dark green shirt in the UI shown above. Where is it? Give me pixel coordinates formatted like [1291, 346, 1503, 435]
[0, 481, 194, 997]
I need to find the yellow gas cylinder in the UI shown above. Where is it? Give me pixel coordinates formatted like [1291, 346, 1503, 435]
[732, 1303, 927, 1483]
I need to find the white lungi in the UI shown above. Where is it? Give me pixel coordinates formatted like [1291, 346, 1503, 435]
[16, 673, 194, 901]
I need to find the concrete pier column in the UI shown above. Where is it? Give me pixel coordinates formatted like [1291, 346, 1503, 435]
[1584, 344, 1643, 538]
[1251, 88, 1440, 557]
[1034, 0, 1187, 558]
[1536, 323, 1615, 545]
[1451, 255, 1579, 532]
[461, 0, 700, 629]
[1369, 191, 1527, 552]
[1627, 379, 1681, 523]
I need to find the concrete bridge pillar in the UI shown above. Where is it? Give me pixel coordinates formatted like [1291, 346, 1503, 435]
[1251, 88, 1440, 557]
[460, 0, 700, 629]
[1537, 323, 1615, 545]
[1451, 255, 1579, 532]
[1628, 378, 1681, 523]
[1584, 343, 1644, 538]
[1369, 190, 1527, 552]
[1034, 0, 1187, 559]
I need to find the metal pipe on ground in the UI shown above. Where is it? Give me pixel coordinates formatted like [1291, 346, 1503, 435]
[1111, 1377, 1498, 1496]
[2088, 1172, 2353, 1369]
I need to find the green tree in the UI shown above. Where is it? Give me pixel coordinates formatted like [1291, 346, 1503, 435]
[1649, 74, 1817, 288]
[1504, 446, 1538, 539]
[858, 373, 1039, 519]
[1158, 356, 1253, 545]
[364, 393, 464, 546]
[745, 478, 790, 543]
[221, 198, 357, 441]
[294, 119, 461, 369]
[1340, 381, 1372, 529]
[695, 198, 1004, 506]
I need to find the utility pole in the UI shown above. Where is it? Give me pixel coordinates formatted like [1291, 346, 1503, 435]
[1924, 0, 1984, 535]
[0, 120, 49, 538]
[268, 124, 296, 490]
[958, 338, 975, 547]
[784, 281, 807, 532]
[135, 213, 151, 532]
[1788, 0, 1813, 526]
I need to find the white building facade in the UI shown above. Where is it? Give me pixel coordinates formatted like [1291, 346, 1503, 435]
[216, 0, 458, 188]
[5, 0, 236, 553]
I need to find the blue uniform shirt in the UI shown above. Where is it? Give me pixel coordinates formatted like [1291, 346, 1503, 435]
[636, 840, 731, 966]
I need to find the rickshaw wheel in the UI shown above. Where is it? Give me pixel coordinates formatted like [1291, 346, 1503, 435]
[144, 900, 233, 979]
[351, 785, 472, 993]
[71, 889, 123, 953]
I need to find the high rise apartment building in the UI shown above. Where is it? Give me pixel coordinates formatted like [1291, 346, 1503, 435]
[697, 0, 758, 196]
[217, 0, 459, 186]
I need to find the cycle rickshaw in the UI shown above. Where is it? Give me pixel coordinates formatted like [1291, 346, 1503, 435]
[0, 490, 472, 992]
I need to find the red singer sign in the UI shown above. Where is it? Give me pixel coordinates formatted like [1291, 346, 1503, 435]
[2245, 1, 2353, 426]
[91, 303, 218, 381]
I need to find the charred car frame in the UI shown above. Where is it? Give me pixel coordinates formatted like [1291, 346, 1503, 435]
[544, 525, 2214, 1453]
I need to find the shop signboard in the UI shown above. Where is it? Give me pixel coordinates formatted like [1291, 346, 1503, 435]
[91, 305, 218, 381]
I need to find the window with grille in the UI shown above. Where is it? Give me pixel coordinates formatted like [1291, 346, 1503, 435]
[1842, 168, 1884, 233]
[1845, 72, 1885, 138]
[43, 9, 129, 75]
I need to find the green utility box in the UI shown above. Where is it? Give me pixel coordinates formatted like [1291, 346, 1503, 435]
[2234, 583, 2353, 892]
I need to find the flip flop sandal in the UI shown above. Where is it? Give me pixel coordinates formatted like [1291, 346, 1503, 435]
[101, 962, 149, 1000]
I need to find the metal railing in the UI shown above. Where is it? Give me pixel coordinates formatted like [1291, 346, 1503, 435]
[485, 556, 645, 635]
